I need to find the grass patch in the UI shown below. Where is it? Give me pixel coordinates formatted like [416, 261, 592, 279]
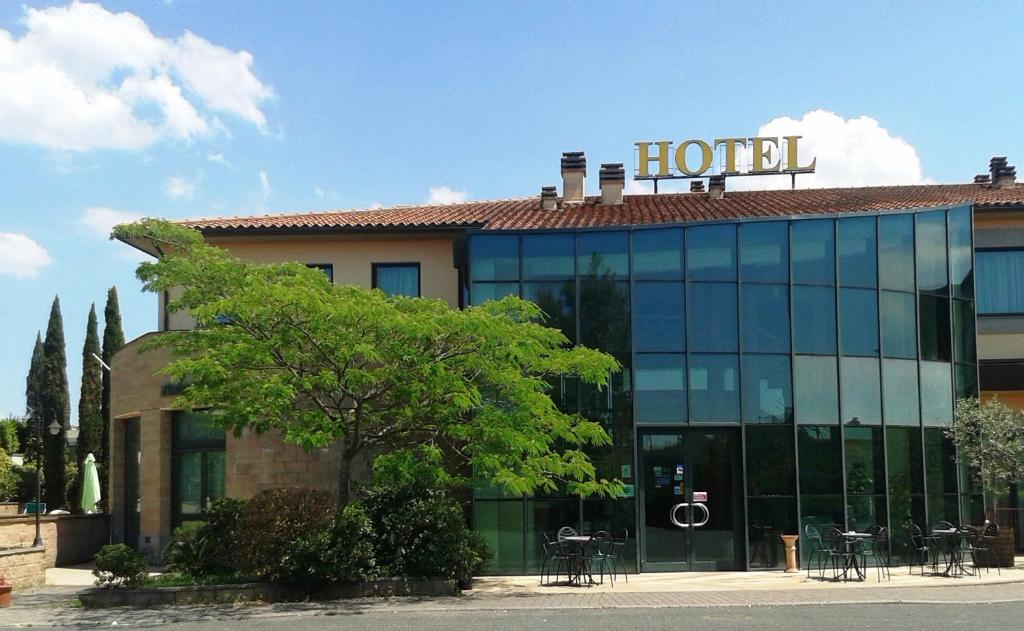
[142, 572, 257, 588]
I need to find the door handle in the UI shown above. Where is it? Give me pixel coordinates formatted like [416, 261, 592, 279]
[692, 502, 710, 528]
[669, 502, 690, 528]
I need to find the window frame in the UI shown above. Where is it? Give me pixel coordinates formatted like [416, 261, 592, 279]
[372, 262, 422, 297]
[975, 247, 1024, 316]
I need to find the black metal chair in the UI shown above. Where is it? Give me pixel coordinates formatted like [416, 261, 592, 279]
[822, 527, 854, 581]
[539, 531, 573, 585]
[856, 527, 890, 582]
[804, 524, 828, 579]
[609, 528, 629, 583]
[583, 530, 616, 586]
[908, 524, 931, 575]
[557, 526, 578, 541]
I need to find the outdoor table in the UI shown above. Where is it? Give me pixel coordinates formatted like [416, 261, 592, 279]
[559, 535, 595, 587]
[930, 529, 976, 577]
[837, 532, 874, 581]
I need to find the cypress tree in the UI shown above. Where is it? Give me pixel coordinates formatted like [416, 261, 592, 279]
[25, 332, 44, 464]
[41, 296, 70, 510]
[100, 287, 125, 503]
[76, 304, 103, 511]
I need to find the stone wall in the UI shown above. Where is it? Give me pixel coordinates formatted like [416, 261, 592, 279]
[0, 503, 19, 517]
[0, 514, 109, 568]
[0, 546, 46, 590]
[225, 429, 346, 500]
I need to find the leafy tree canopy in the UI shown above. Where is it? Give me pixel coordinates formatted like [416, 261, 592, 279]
[113, 219, 623, 504]
[950, 397, 1024, 505]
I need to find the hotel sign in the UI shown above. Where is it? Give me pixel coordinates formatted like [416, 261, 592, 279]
[634, 136, 816, 180]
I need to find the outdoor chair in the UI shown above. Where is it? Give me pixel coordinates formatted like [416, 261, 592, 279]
[856, 527, 890, 582]
[804, 524, 829, 579]
[557, 526, 578, 542]
[540, 531, 574, 585]
[583, 530, 616, 586]
[973, 522, 1002, 575]
[908, 524, 932, 575]
[610, 528, 629, 583]
[822, 527, 854, 581]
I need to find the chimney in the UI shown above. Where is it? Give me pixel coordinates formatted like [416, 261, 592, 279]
[708, 174, 726, 199]
[990, 156, 1017, 188]
[561, 151, 587, 203]
[540, 186, 558, 210]
[599, 163, 625, 205]
[690, 180, 705, 193]
[974, 174, 991, 185]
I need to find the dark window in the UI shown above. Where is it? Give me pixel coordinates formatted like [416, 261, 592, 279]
[633, 282, 684, 352]
[976, 249, 1024, 314]
[792, 285, 836, 354]
[838, 216, 877, 288]
[577, 232, 629, 279]
[172, 411, 225, 527]
[739, 222, 788, 283]
[474, 500, 526, 574]
[688, 282, 738, 352]
[882, 358, 920, 425]
[794, 355, 838, 424]
[924, 427, 958, 494]
[845, 426, 886, 496]
[887, 426, 924, 496]
[688, 354, 740, 422]
[632, 228, 683, 280]
[953, 299, 976, 364]
[840, 357, 881, 424]
[798, 426, 843, 494]
[745, 425, 796, 496]
[470, 235, 519, 282]
[523, 234, 574, 280]
[634, 354, 686, 423]
[791, 219, 835, 285]
[880, 291, 918, 359]
[919, 294, 951, 362]
[687, 224, 737, 281]
[741, 354, 792, 423]
[948, 206, 973, 300]
[879, 213, 915, 291]
[373, 263, 420, 297]
[579, 279, 630, 353]
[955, 363, 978, 399]
[522, 282, 576, 343]
[916, 211, 948, 294]
[306, 263, 333, 282]
[920, 361, 952, 425]
[741, 284, 789, 353]
[839, 288, 879, 356]
[471, 282, 519, 306]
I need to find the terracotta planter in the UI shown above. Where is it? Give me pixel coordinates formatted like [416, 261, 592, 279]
[0, 585, 12, 608]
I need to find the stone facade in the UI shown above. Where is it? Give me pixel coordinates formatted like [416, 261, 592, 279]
[0, 546, 45, 590]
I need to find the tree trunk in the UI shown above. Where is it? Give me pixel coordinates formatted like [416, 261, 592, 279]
[338, 450, 356, 506]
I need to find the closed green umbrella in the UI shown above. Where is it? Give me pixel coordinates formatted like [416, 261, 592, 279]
[80, 453, 101, 513]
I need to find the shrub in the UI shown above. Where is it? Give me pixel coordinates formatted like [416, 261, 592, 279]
[285, 503, 377, 587]
[162, 521, 215, 577]
[361, 481, 490, 581]
[234, 488, 333, 583]
[93, 544, 147, 588]
[0, 449, 17, 501]
[200, 498, 247, 571]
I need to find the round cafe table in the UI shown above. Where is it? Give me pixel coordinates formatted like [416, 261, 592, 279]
[837, 531, 874, 581]
[558, 535, 595, 586]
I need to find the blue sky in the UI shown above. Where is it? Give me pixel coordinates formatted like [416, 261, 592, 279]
[0, 1, 1022, 423]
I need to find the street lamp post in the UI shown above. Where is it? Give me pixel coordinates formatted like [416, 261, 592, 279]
[26, 405, 61, 548]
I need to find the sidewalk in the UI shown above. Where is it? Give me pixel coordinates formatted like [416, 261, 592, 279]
[4, 563, 1024, 628]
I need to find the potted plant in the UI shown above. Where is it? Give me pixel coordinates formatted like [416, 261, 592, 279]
[0, 572, 12, 608]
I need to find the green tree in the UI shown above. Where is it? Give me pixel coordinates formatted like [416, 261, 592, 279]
[0, 418, 20, 454]
[75, 304, 103, 511]
[41, 296, 70, 510]
[24, 332, 44, 465]
[949, 397, 1024, 513]
[114, 219, 622, 505]
[100, 286, 125, 499]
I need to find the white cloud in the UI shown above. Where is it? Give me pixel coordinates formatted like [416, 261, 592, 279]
[206, 152, 233, 168]
[80, 207, 144, 238]
[729, 110, 928, 191]
[259, 170, 272, 201]
[165, 175, 197, 200]
[0, 2, 273, 152]
[0, 232, 53, 278]
[427, 186, 469, 204]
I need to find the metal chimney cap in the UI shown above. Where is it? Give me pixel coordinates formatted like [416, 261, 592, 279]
[690, 180, 706, 192]
[599, 163, 625, 182]
[560, 151, 587, 170]
[975, 174, 992, 184]
[540, 186, 558, 196]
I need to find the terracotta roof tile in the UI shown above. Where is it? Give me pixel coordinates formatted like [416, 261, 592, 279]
[180, 183, 1024, 234]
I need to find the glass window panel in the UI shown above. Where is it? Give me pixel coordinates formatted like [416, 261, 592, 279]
[474, 500, 526, 574]
[879, 213, 916, 291]
[840, 357, 881, 425]
[794, 355, 839, 424]
[688, 354, 739, 422]
[919, 294, 952, 362]
[882, 359, 920, 426]
[176, 451, 202, 515]
[204, 451, 226, 505]
[847, 495, 887, 531]
[173, 411, 225, 446]
[745, 425, 796, 496]
[798, 426, 843, 494]
[792, 285, 836, 354]
[889, 496, 926, 561]
[686, 224, 737, 281]
[748, 497, 796, 569]
[525, 499, 581, 572]
[955, 363, 978, 399]
[741, 284, 789, 353]
[845, 426, 885, 495]
[633, 282, 684, 352]
[920, 361, 953, 425]
[976, 250, 1024, 314]
[927, 495, 960, 526]
[306, 263, 333, 282]
[523, 234, 574, 280]
[470, 235, 519, 281]
[577, 231, 629, 279]
[838, 216, 877, 288]
[791, 219, 835, 285]
[916, 211, 948, 294]
[374, 264, 419, 297]
[799, 495, 844, 561]
[880, 291, 917, 359]
[522, 282, 576, 343]
[579, 279, 630, 352]
[948, 206, 974, 300]
[632, 228, 683, 280]
[739, 222, 788, 283]
[688, 282, 738, 352]
[741, 354, 792, 423]
[953, 299, 976, 364]
[579, 356, 632, 425]
[887, 426, 924, 496]
[924, 426, 958, 492]
[839, 288, 879, 356]
[635, 354, 686, 423]
[471, 282, 519, 305]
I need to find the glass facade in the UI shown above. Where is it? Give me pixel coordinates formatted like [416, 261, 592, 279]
[467, 204, 975, 574]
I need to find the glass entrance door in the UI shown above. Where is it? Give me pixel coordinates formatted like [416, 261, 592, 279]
[639, 428, 744, 571]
